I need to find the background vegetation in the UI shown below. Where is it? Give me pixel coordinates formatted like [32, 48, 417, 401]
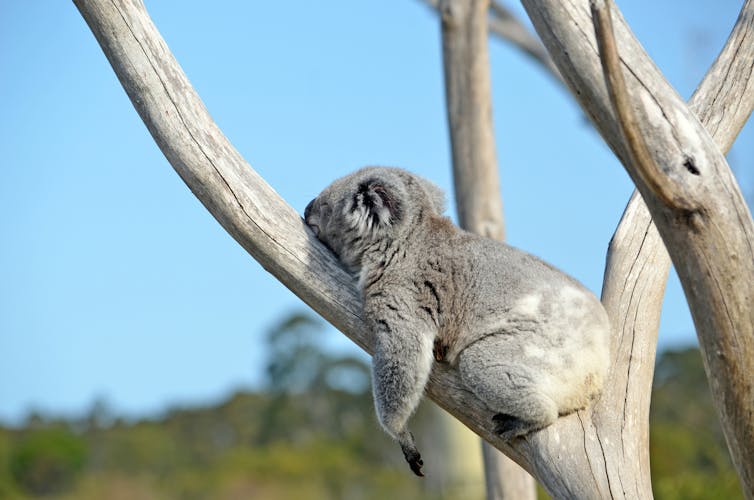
[0, 313, 741, 499]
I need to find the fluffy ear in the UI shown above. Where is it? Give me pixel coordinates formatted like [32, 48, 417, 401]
[417, 177, 446, 215]
[353, 178, 402, 228]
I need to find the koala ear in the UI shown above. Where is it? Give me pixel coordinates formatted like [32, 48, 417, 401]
[353, 178, 402, 228]
[418, 178, 446, 215]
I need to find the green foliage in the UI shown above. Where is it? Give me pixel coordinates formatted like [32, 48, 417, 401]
[649, 347, 743, 499]
[0, 316, 745, 499]
[8, 428, 86, 496]
[0, 428, 24, 499]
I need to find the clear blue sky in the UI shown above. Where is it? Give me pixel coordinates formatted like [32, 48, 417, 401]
[1, 0, 751, 424]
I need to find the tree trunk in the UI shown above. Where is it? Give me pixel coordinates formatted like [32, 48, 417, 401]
[521, 0, 754, 494]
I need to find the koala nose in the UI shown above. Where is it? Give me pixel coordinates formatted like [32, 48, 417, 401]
[304, 200, 321, 237]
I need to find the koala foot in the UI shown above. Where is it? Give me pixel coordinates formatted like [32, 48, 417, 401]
[400, 438, 424, 477]
[492, 413, 539, 441]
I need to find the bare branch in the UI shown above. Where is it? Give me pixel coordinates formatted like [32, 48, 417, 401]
[521, 0, 754, 494]
[582, 1, 754, 496]
[592, 0, 696, 212]
[694, 0, 754, 154]
[440, 0, 505, 240]
[598, 190, 668, 498]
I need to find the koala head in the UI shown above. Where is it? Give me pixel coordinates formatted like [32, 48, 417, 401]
[304, 167, 445, 272]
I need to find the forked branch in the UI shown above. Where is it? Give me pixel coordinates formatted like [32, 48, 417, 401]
[591, 0, 696, 212]
[567, 0, 754, 494]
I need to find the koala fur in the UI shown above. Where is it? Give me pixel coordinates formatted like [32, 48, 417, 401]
[304, 166, 610, 476]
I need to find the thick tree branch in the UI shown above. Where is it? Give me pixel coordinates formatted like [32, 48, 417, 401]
[440, 0, 505, 242]
[598, 190, 669, 498]
[589, 1, 754, 495]
[439, 0, 535, 498]
[521, 0, 754, 494]
[74, 0, 754, 497]
[592, 1, 696, 212]
[582, 2, 754, 496]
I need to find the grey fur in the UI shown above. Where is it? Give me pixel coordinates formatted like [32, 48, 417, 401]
[304, 167, 610, 476]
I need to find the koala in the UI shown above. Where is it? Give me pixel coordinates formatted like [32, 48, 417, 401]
[304, 166, 610, 476]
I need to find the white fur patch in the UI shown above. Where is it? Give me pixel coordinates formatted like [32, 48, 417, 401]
[523, 344, 545, 359]
[358, 265, 370, 290]
[344, 194, 392, 239]
[345, 205, 372, 236]
[559, 286, 589, 316]
[513, 293, 542, 317]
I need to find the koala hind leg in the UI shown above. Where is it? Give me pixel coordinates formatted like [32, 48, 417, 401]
[458, 335, 558, 441]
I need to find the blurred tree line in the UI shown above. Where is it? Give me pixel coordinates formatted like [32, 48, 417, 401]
[0, 312, 742, 499]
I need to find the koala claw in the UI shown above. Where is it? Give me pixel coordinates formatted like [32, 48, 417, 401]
[492, 413, 535, 441]
[401, 443, 424, 477]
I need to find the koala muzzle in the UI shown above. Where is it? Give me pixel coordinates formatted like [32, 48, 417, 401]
[304, 200, 321, 237]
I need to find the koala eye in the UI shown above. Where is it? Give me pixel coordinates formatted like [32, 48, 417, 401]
[319, 202, 332, 218]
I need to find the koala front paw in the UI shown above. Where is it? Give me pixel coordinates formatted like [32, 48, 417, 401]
[400, 441, 424, 477]
[492, 413, 537, 441]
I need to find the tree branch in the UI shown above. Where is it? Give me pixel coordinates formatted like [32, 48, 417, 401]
[592, 0, 696, 212]
[520, 0, 754, 494]
[74, 0, 754, 497]
[440, 0, 505, 241]
[575, 1, 754, 495]
[587, 1, 754, 495]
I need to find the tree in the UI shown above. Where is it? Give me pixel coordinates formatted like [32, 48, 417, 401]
[72, 0, 754, 498]
[9, 428, 87, 496]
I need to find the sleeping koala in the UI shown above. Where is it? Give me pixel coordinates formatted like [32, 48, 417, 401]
[304, 167, 610, 476]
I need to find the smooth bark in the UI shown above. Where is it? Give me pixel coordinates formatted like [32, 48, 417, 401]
[522, 0, 754, 494]
[440, 0, 505, 240]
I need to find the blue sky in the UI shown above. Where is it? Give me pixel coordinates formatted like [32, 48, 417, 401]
[1, 0, 751, 424]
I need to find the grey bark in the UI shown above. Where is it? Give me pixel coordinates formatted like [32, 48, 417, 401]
[439, 0, 536, 498]
[521, 0, 754, 494]
[440, 0, 505, 241]
[482, 442, 537, 500]
[73, 0, 754, 497]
